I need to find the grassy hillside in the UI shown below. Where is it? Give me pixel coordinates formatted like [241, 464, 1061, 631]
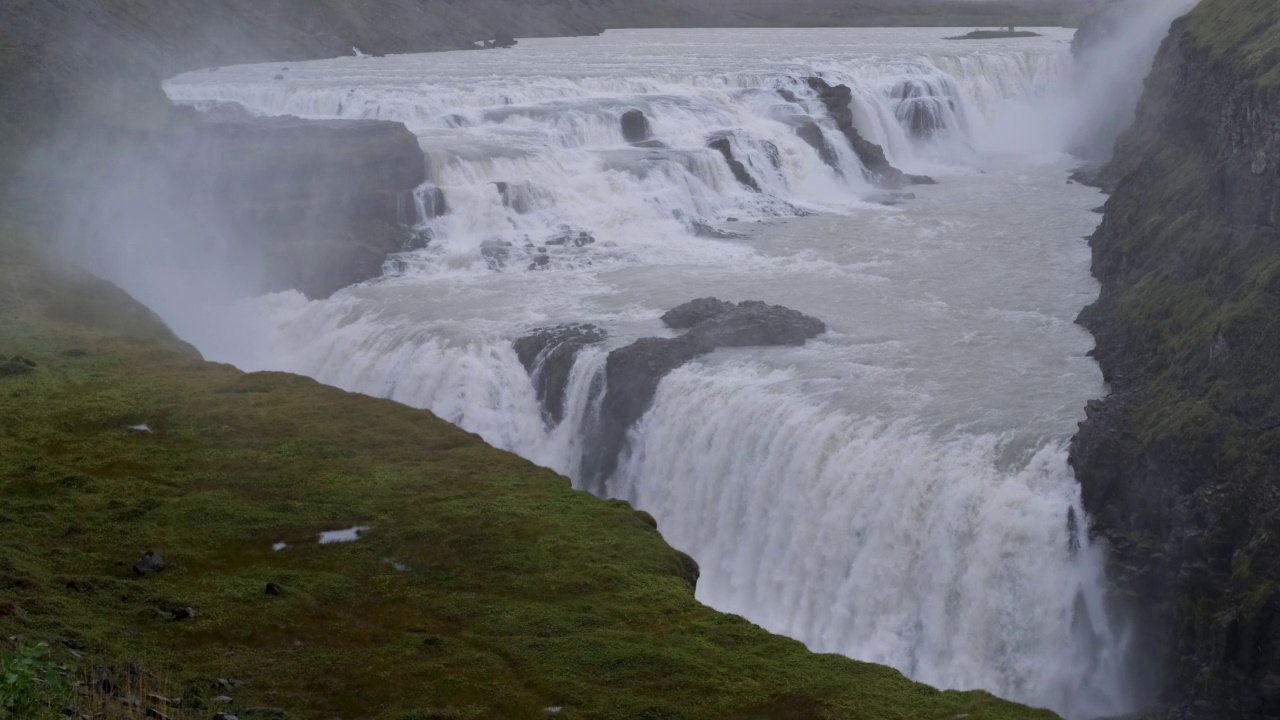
[0, 226, 1056, 719]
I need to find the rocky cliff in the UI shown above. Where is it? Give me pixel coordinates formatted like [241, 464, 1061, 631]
[1069, 0, 1280, 716]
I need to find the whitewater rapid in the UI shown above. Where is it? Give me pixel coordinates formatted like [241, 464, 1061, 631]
[157, 27, 1150, 719]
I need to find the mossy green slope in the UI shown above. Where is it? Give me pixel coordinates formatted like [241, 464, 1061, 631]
[0, 234, 1056, 719]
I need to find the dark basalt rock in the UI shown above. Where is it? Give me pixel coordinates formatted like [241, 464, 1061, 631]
[418, 186, 448, 219]
[945, 30, 1042, 40]
[689, 221, 745, 240]
[546, 227, 596, 248]
[483, 35, 518, 49]
[805, 77, 935, 189]
[631, 139, 668, 149]
[493, 181, 547, 214]
[661, 298, 737, 329]
[582, 299, 825, 491]
[133, 552, 165, 576]
[707, 133, 761, 192]
[158, 110, 427, 299]
[621, 109, 653, 144]
[1069, 9, 1280, 717]
[513, 324, 608, 425]
[795, 120, 840, 171]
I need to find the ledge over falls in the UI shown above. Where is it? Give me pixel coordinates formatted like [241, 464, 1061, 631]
[170, 109, 428, 297]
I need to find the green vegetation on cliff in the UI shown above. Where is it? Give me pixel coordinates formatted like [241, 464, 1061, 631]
[0, 230, 1056, 719]
[1188, 0, 1280, 82]
[1071, 0, 1280, 714]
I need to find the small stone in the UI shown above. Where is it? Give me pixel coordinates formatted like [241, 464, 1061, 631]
[274, 74, 285, 81]
[133, 552, 165, 576]
[171, 607, 197, 621]
[213, 696, 234, 705]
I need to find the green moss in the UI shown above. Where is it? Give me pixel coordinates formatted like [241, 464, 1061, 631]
[0, 237, 1056, 720]
[1188, 0, 1280, 84]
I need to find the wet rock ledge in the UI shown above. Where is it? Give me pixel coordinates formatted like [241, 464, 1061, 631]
[166, 107, 427, 298]
[516, 298, 827, 493]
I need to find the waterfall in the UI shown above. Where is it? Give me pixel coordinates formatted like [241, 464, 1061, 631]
[151, 28, 1152, 719]
[166, 35, 1070, 280]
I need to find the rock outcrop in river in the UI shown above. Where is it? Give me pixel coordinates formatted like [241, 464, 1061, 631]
[580, 299, 826, 492]
[514, 323, 608, 425]
[1070, 1, 1280, 716]
[805, 77, 935, 188]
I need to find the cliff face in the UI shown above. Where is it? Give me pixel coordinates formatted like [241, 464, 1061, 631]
[1069, 0, 1280, 716]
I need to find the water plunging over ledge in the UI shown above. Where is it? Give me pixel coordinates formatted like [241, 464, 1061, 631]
[156, 27, 1138, 718]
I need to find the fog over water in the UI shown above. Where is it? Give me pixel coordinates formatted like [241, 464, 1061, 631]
[129, 18, 1195, 718]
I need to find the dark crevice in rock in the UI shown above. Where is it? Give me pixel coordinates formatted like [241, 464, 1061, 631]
[796, 119, 841, 171]
[418, 186, 448, 219]
[707, 133, 761, 192]
[513, 324, 608, 426]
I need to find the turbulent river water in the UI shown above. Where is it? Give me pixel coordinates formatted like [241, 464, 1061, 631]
[161, 27, 1142, 718]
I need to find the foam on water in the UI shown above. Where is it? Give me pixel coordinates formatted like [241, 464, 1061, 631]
[147, 25, 1193, 718]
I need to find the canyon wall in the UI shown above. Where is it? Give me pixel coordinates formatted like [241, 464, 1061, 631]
[1070, 0, 1280, 716]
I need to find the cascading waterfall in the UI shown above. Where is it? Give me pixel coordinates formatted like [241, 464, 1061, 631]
[153, 27, 1163, 719]
[615, 365, 1132, 718]
[167, 33, 1069, 278]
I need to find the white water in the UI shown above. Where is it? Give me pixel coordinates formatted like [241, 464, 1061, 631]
[154, 27, 1158, 718]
